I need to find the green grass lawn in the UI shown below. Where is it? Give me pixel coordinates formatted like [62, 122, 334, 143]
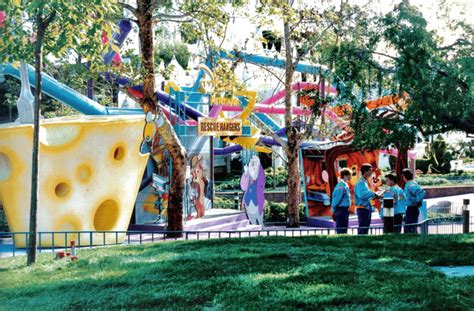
[1, 235, 473, 309]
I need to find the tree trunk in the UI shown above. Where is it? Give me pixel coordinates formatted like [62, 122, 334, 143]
[396, 145, 408, 188]
[287, 147, 301, 227]
[136, 0, 156, 113]
[27, 17, 48, 266]
[283, 20, 300, 227]
[155, 112, 186, 236]
[136, 0, 186, 235]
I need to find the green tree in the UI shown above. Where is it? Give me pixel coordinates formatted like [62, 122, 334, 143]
[119, 0, 246, 234]
[331, 1, 473, 152]
[0, 78, 20, 122]
[155, 42, 190, 69]
[0, 0, 117, 265]
[254, 1, 368, 227]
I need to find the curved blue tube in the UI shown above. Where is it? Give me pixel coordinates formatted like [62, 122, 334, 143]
[1, 63, 108, 115]
[103, 72, 205, 120]
[216, 50, 330, 76]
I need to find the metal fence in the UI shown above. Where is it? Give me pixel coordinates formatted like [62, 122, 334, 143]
[0, 216, 472, 258]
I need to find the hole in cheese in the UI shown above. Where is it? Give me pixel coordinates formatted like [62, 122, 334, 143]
[113, 146, 125, 161]
[94, 199, 119, 231]
[55, 182, 70, 198]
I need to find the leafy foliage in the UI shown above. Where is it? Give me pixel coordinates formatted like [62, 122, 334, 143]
[215, 167, 288, 192]
[0, 1, 117, 67]
[155, 42, 190, 69]
[427, 135, 453, 174]
[329, 0, 474, 151]
[264, 201, 306, 223]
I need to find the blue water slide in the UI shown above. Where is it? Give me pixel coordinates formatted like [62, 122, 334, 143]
[103, 73, 205, 121]
[215, 50, 330, 76]
[1, 63, 109, 115]
[254, 112, 281, 132]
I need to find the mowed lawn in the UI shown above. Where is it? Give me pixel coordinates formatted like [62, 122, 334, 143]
[1, 234, 473, 309]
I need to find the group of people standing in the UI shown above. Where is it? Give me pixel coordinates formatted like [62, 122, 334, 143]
[331, 164, 426, 234]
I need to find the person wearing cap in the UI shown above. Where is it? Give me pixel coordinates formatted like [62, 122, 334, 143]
[380, 173, 407, 233]
[402, 168, 426, 233]
[331, 168, 352, 234]
[354, 163, 377, 234]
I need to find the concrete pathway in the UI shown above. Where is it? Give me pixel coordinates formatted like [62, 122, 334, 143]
[432, 266, 474, 277]
[425, 193, 474, 213]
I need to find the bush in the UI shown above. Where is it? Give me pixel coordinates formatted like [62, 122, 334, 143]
[264, 201, 306, 223]
[155, 43, 190, 69]
[215, 179, 241, 192]
[416, 172, 474, 186]
[214, 196, 237, 209]
[416, 158, 430, 174]
[427, 136, 452, 174]
[416, 176, 449, 186]
[217, 167, 289, 191]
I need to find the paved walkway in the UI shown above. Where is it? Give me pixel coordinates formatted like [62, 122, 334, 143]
[426, 193, 474, 213]
[432, 266, 474, 277]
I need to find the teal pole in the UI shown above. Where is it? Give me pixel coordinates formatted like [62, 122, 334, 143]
[299, 148, 309, 220]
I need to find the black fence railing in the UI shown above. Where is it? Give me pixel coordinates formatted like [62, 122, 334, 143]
[0, 216, 472, 258]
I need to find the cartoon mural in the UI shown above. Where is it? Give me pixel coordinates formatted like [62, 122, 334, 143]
[240, 155, 266, 225]
[369, 168, 383, 210]
[303, 147, 379, 216]
[185, 155, 212, 220]
[134, 122, 170, 224]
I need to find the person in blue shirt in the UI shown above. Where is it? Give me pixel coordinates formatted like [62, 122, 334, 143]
[380, 173, 407, 233]
[402, 168, 426, 234]
[331, 168, 352, 234]
[354, 163, 378, 234]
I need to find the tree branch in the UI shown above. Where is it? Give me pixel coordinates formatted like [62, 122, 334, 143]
[369, 50, 398, 60]
[119, 2, 137, 16]
[243, 60, 286, 85]
[152, 13, 190, 20]
[218, 18, 229, 50]
[438, 38, 470, 50]
[153, 17, 194, 23]
[44, 11, 56, 26]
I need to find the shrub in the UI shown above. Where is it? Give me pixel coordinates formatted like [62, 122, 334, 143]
[427, 135, 452, 174]
[155, 43, 190, 69]
[416, 158, 430, 174]
[416, 176, 449, 186]
[264, 201, 306, 223]
[214, 196, 237, 209]
[215, 179, 241, 192]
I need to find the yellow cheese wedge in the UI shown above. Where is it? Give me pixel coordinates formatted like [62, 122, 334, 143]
[0, 115, 149, 247]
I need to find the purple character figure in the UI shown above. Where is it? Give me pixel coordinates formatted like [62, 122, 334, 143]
[240, 155, 266, 225]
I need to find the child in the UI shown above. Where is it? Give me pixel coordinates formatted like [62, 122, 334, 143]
[380, 173, 407, 233]
[402, 169, 426, 234]
[331, 168, 352, 234]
